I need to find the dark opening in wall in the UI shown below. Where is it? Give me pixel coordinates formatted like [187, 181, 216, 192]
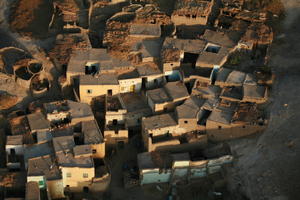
[183, 52, 199, 67]
[83, 186, 89, 193]
[205, 45, 221, 53]
[85, 65, 98, 75]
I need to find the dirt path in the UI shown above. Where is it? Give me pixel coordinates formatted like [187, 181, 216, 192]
[227, 1, 300, 199]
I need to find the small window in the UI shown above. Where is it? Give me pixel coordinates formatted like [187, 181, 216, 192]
[66, 173, 71, 178]
[38, 180, 44, 186]
[10, 149, 16, 155]
[192, 15, 197, 18]
[87, 89, 92, 94]
[83, 173, 89, 178]
[242, 125, 246, 128]
[92, 149, 97, 154]
[184, 120, 188, 124]
[218, 126, 222, 130]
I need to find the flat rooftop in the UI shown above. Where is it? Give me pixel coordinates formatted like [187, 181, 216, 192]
[147, 87, 171, 104]
[118, 69, 140, 80]
[202, 29, 238, 48]
[67, 100, 94, 120]
[44, 100, 69, 113]
[27, 155, 61, 180]
[164, 81, 189, 100]
[9, 116, 30, 135]
[107, 96, 123, 111]
[136, 64, 162, 76]
[243, 84, 266, 99]
[129, 24, 161, 37]
[82, 120, 104, 144]
[27, 112, 50, 132]
[173, 0, 213, 16]
[6, 135, 23, 145]
[80, 74, 119, 85]
[143, 113, 178, 130]
[56, 152, 94, 168]
[207, 109, 234, 125]
[52, 136, 75, 153]
[196, 47, 230, 67]
[176, 96, 205, 119]
[162, 37, 206, 54]
[68, 48, 131, 73]
[24, 142, 54, 163]
[120, 93, 151, 112]
[226, 70, 246, 85]
[73, 145, 93, 157]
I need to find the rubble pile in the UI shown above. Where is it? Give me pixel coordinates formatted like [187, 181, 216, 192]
[9, 0, 54, 38]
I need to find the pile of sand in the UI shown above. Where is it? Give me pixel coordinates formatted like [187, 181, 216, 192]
[10, 0, 54, 38]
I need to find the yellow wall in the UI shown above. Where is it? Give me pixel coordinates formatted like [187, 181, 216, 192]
[47, 179, 65, 199]
[104, 129, 128, 145]
[90, 143, 105, 159]
[61, 167, 95, 189]
[80, 84, 120, 103]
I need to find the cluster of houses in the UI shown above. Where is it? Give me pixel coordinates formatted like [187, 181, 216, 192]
[2, 0, 274, 198]
[6, 100, 110, 199]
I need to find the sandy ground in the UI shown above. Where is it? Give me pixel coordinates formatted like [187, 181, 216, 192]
[227, 0, 300, 199]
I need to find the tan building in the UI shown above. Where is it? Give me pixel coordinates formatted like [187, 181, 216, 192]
[142, 113, 179, 152]
[242, 84, 268, 104]
[119, 93, 152, 128]
[146, 81, 189, 113]
[161, 38, 206, 72]
[206, 103, 266, 141]
[66, 48, 132, 85]
[57, 152, 95, 191]
[43, 100, 95, 126]
[82, 120, 106, 159]
[196, 30, 238, 69]
[118, 69, 142, 93]
[175, 96, 205, 132]
[105, 95, 127, 125]
[6, 135, 24, 169]
[104, 123, 129, 148]
[129, 24, 161, 39]
[171, 0, 215, 26]
[136, 64, 165, 90]
[27, 155, 64, 199]
[79, 74, 120, 104]
[26, 181, 41, 200]
[130, 39, 163, 63]
[137, 152, 233, 185]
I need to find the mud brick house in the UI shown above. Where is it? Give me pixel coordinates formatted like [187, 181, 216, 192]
[171, 0, 215, 26]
